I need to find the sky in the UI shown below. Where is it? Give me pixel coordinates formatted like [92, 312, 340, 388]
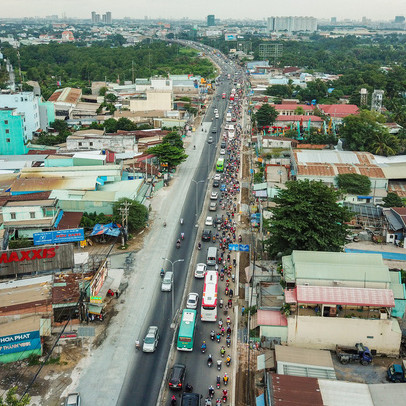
[1, 0, 406, 21]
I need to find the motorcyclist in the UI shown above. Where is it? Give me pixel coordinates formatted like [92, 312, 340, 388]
[210, 330, 215, 340]
[186, 383, 193, 392]
[226, 355, 231, 364]
[219, 298, 223, 308]
[216, 375, 221, 388]
[201, 341, 207, 351]
[226, 336, 231, 346]
[209, 385, 215, 398]
[223, 373, 228, 384]
[220, 346, 226, 356]
[208, 354, 213, 364]
[181, 232, 185, 240]
[222, 389, 228, 399]
[193, 145, 196, 149]
[227, 326, 231, 335]
[220, 326, 225, 336]
[198, 242, 202, 250]
[216, 333, 221, 342]
[171, 395, 177, 405]
[218, 319, 223, 329]
[160, 268, 165, 277]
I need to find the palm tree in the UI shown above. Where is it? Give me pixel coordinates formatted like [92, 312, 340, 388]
[370, 129, 399, 156]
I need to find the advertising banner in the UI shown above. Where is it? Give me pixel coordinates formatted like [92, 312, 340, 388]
[0, 330, 41, 355]
[33, 228, 85, 246]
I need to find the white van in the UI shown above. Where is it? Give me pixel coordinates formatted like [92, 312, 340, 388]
[161, 271, 173, 291]
[207, 247, 217, 266]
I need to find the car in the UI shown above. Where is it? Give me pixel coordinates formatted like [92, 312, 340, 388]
[181, 393, 201, 406]
[220, 149, 226, 155]
[202, 229, 212, 242]
[142, 326, 159, 352]
[169, 363, 186, 390]
[215, 214, 223, 224]
[215, 113, 219, 119]
[211, 127, 217, 133]
[214, 108, 218, 114]
[214, 174, 221, 181]
[207, 136, 213, 144]
[65, 393, 81, 406]
[220, 184, 226, 192]
[161, 271, 173, 292]
[210, 192, 218, 200]
[213, 180, 220, 188]
[186, 292, 199, 309]
[221, 141, 226, 148]
[195, 263, 207, 278]
[205, 216, 214, 226]
[209, 202, 217, 211]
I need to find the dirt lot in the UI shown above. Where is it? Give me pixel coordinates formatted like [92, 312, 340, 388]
[332, 353, 398, 384]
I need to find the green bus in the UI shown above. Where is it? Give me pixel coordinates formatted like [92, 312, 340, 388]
[216, 158, 225, 172]
[177, 309, 197, 351]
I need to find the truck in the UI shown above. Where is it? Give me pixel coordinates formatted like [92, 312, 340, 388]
[387, 360, 406, 383]
[335, 343, 373, 365]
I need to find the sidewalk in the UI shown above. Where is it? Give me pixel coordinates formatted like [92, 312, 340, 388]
[62, 117, 212, 405]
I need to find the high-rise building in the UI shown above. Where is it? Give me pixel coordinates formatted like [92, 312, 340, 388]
[395, 16, 405, 23]
[106, 11, 112, 24]
[0, 108, 28, 155]
[95, 14, 101, 23]
[91, 11, 96, 23]
[331, 17, 337, 24]
[207, 15, 215, 27]
[102, 14, 107, 23]
[267, 16, 317, 33]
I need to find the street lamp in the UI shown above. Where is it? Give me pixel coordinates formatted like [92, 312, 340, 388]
[162, 257, 184, 319]
[191, 179, 205, 223]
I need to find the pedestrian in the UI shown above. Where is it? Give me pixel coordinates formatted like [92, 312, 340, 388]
[242, 306, 245, 316]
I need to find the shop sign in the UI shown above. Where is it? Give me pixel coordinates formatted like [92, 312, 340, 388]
[90, 296, 103, 304]
[33, 228, 85, 246]
[0, 330, 41, 355]
[0, 247, 57, 264]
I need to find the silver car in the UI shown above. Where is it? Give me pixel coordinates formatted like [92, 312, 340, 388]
[65, 393, 81, 406]
[161, 271, 173, 292]
[143, 326, 159, 353]
[186, 293, 199, 310]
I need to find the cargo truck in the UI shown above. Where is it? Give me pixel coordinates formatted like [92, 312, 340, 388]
[335, 343, 372, 365]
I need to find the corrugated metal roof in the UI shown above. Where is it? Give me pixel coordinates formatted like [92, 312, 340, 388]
[10, 176, 98, 192]
[254, 309, 287, 327]
[0, 316, 42, 337]
[296, 285, 395, 307]
[282, 251, 391, 284]
[270, 373, 323, 406]
[318, 379, 374, 406]
[275, 345, 334, 369]
[278, 363, 337, 380]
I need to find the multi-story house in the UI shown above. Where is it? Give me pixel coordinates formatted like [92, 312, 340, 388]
[0, 107, 28, 155]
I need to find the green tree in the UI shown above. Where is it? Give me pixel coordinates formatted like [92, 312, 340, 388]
[265, 180, 351, 257]
[99, 86, 108, 96]
[255, 104, 278, 128]
[336, 173, 371, 195]
[105, 93, 118, 102]
[294, 106, 305, 115]
[0, 387, 30, 406]
[163, 131, 184, 149]
[370, 130, 400, 156]
[112, 198, 149, 233]
[147, 143, 188, 169]
[383, 192, 404, 208]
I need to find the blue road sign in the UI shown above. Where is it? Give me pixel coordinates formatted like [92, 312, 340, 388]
[239, 244, 250, 252]
[229, 244, 239, 251]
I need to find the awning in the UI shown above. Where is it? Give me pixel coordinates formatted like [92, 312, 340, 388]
[88, 304, 104, 315]
[53, 209, 64, 229]
[254, 190, 268, 198]
[256, 394, 265, 406]
[90, 222, 122, 237]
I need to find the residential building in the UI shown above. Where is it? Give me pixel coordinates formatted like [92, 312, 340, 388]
[281, 250, 404, 355]
[292, 149, 388, 204]
[267, 16, 317, 33]
[0, 91, 40, 140]
[272, 103, 315, 116]
[129, 90, 172, 112]
[106, 12, 112, 24]
[61, 30, 74, 42]
[207, 15, 215, 27]
[383, 207, 406, 243]
[317, 104, 359, 124]
[0, 108, 28, 155]
[48, 88, 82, 119]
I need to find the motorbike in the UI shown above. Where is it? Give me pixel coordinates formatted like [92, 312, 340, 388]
[216, 334, 221, 343]
[207, 357, 213, 368]
[231, 274, 235, 283]
[220, 273, 224, 281]
[219, 299, 223, 309]
[218, 319, 223, 329]
[171, 395, 177, 406]
[223, 375, 228, 386]
[176, 242, 180, 249]
[181, 233, 184, 240]
[238, 235, 242, 243]
[209, 388, 215, 399]
[225, 288, 229, 296]
[222, 393, 227, 403]
[201, 344, 207, 354]
[198, 243, 202, 250]
[160, 269, 165, 278]
[216, 376, 221, 389]
[210, 331, 215, 341]
[180, 218, 184, 225]
[217, 359, 222, 370]
[226, 338, 231, 348]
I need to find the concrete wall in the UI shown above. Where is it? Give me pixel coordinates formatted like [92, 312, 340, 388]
[66, 135, 138, 153]
[260, 325, 288, 343]
[287, 316, 401, 356]
[129, 91, 172, 112]
[3, 205, 57, 223]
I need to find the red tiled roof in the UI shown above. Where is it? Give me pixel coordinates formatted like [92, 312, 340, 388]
[283, 66, 301, 74]
[296, 144, 327, 150]
[318, 104, 359, 118]
[388, 182, 406, 198]
[276, 114, 322, 122]
[56, 212, 83, 230]
[297, 164, 336, 176]
[271, 374, 323, 406]
[27, 150, 57, 155]
[357, 165, 385, 178]
[272, 104, 314, 111]
[0, 192, 52, 207]
[256, 309, 287, 326]
[296, 285, 395, 307]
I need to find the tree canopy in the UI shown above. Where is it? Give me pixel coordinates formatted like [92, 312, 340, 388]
[255, 104, 278, 128]
[336, 173, 371, 195]
[383, 192, 404, 208]
[0, 387, 30, 406]
[112, 198, 149, 233]
[265, 180, 351, 257]
[147, 131, 187, 168]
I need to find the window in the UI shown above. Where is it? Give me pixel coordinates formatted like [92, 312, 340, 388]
[5, 129, 9, 134]
[6, 138, 10, 143]
[30, 212, 36, 219]
[4, 120, 8, 125]
[89, 142, 93, 146]
[78, 142, 82, 146]
[10, 213, 16, 219]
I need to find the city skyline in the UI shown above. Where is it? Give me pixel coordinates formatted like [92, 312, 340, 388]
[1, 0, 406, 21]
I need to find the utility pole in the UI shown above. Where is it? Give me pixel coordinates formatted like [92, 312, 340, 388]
[119, 201, 131, 246]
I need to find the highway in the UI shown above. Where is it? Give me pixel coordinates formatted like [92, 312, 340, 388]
[116, 48, 236, 406]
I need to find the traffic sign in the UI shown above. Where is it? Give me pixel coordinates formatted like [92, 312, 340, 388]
[239, 244, 250, 252]
[229, 244, 238, 251]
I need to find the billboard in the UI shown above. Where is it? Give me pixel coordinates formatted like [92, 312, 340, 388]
[0, 244, 74, 277]
[33, 228, 85, 246]
[225, 33, 237, 41]
[0, 330, 41, 356]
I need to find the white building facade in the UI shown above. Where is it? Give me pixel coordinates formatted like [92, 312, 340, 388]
[267, 16, 317, 33]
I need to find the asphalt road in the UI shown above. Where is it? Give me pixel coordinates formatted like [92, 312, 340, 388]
[116, 55, 235, 406]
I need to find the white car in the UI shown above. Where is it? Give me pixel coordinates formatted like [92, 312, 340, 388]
[195, 263, 207, 278]
[215, 113, 219, 119]
[220, 149, 226, 155]
[214, 108, 218, 114]
[205, 216, 214, 226]
[161, 271, 173, 291]
[142, 326, 159, 353]
[214, 174, 221, 181]
[210, 192, 218, 200]
[186, 292, 199, 310]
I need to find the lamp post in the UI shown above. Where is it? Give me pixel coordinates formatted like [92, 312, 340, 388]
[191, 179, 205, 223]
[162, 257, 184, 319]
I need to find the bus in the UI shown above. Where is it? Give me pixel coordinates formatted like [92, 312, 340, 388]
[177, 309, 197, 351]
[216, 158, 224, 172]
[201, 271, 218, 321]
